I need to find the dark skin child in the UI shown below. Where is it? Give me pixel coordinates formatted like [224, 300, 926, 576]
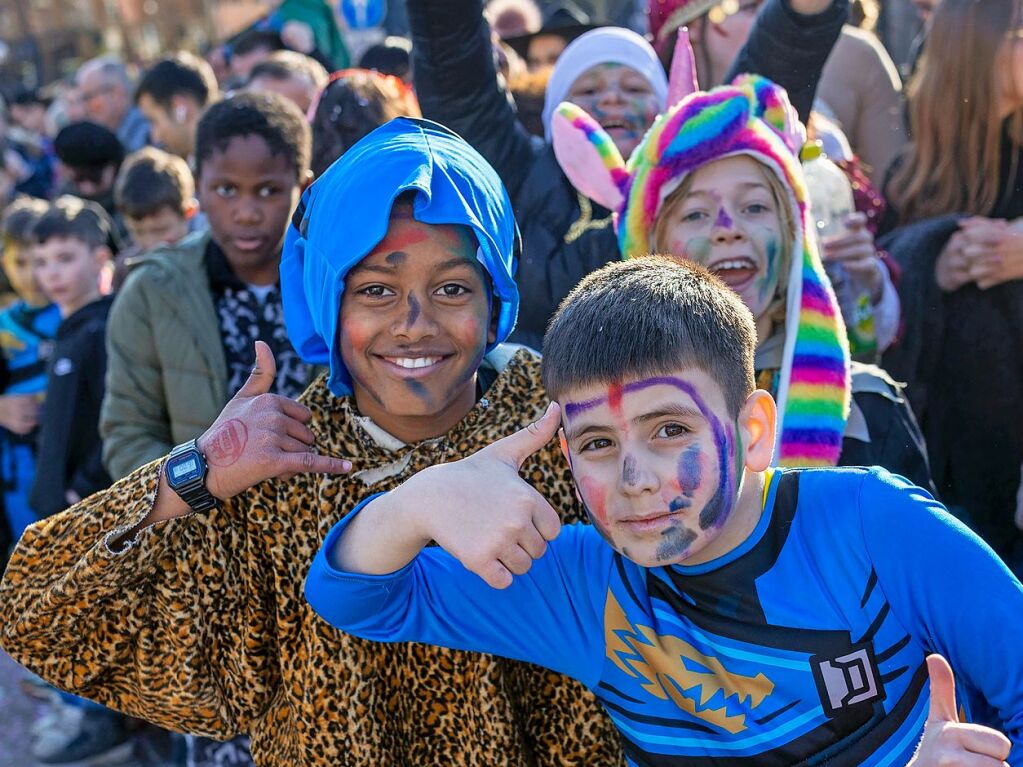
[339, 208, 497, 444]
[196, 134, 305, 286]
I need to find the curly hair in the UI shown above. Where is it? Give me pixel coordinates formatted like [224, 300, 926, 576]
[195, 90, 311, 180]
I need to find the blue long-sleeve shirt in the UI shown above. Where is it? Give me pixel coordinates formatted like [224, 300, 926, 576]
[306, 467, 1023, 767]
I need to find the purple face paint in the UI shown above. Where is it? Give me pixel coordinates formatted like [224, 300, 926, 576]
[385, 250, 407, 265]
[714, 207, 734, 230]
[564, 376, 740, 536]
[677, 444, 701, 496]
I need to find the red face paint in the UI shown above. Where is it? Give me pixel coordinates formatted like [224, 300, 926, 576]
[371, 224, 429, 255]
[578, 475, 610, 528]
[608, 382, 624, 419]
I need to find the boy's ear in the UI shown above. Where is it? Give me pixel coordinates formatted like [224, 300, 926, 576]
[550, 102, 628, 212]
[94, 245, 113, 265]
[738, 389, 777, 472]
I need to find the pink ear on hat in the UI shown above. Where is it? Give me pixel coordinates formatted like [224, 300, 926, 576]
[666, 27, 700, 107]
[551, 102, 628, 212]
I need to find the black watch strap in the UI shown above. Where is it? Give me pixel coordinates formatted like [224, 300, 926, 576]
[165, 439, 219, 512]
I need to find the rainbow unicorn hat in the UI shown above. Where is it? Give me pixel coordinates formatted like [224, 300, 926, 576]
[550, 32, 851, 467]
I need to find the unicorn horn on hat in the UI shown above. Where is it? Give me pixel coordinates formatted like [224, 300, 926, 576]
[667, 27, 700, 107]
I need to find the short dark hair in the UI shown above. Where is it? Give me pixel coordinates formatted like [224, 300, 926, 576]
[358, 37, 413, 80]
[194, 91, 310, 180]
[33, 196, 112, 249]
[53, 121, 125, 170]
[114, 147, 194, 220]
[135, 51, 219, 109]
[231, 29, 285, 58]
[310, 70, 419, 177]
[249, 50, 328, 90]
[1, 196, 50, 244]
[542, 257, 756, 417]
[10, 87, 48, 108]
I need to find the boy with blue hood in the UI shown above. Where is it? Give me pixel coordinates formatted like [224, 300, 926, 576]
[0, 118, 623, 767]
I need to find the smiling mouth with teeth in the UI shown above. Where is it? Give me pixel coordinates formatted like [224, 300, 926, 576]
[385, 356, 442, 370]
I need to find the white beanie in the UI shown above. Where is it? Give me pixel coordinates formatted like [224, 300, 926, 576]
[542, 27, 669, 141]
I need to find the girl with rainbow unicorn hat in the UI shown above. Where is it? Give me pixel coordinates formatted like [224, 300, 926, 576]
[551, 32, 932, 484]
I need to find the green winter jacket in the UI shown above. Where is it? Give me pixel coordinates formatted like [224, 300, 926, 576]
[100, 231, 228, 480]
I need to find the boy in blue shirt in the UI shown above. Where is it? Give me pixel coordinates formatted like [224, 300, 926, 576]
[0, 197, 61, 547]
[307, 256, 1023, 767]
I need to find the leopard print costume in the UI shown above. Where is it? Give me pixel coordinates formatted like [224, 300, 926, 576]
[0, 349, 624, 767]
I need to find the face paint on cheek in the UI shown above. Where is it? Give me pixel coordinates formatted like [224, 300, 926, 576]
[698, 422, 736, 530]
[683, 236, 713, 265]
[340, 323, 385, 406]
[755, 236, 780, 307]
[656, 525, 698, 562]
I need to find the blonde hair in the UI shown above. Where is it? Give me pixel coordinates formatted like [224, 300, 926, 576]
[651, 156, 796, 325]
[887, 0, 1023, 222]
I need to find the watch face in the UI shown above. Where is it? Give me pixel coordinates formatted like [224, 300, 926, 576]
[169, 452, 203, 484]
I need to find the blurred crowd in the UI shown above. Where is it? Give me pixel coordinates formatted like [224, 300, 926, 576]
[0, 0, 1020, 764]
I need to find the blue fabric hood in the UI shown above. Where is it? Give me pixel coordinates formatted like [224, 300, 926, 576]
[281, 117, 521, 396]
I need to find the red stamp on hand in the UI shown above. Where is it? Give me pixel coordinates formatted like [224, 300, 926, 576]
[206, 419, 248, 467]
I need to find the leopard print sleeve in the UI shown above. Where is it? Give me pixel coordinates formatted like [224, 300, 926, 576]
[0, 459, 282, 740]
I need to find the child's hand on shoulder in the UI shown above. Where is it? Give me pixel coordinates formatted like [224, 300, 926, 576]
[389, 403, 564, 589]
[907, 655, 1010, 767]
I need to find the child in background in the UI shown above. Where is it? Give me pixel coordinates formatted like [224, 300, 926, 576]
[114, 148, 197, 253]
[111, 147, 198, 289]
[0, 197, 61, 550]
[550, 72, 931, 489]
[29, 196, 113, 519]
[307, 256, 1023, 767]
[23, 195, 128, 766]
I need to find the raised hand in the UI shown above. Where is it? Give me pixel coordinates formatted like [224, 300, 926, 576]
[907, 654, 1010, 767]
[332, 403, 564, 588]
[198, 340, 352, 502]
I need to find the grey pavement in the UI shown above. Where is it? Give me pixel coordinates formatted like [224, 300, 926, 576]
[0, 648, 185, 766]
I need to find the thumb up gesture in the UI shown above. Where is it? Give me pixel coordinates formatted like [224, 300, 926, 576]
[378, 402, 565, 589]
[198, 341, 352, 502]
[907, 655, 1010, 767]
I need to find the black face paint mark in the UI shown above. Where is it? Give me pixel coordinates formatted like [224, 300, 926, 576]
[622, 455, 638, 486]
[405, 378, 431, 402]
[406, 293, 421, 327]
[656, 526, 697, 562]
[668, 496, 692, 512]
[385, 251, 407, 265]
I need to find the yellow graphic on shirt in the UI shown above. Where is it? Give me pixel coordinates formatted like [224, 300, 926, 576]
[0, 329, 28, 353]
[605, 592, 774, 734]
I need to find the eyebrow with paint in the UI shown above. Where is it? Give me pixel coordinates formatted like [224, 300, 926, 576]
[564, 403, 705, 443]
[633, 403, 705, 424]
